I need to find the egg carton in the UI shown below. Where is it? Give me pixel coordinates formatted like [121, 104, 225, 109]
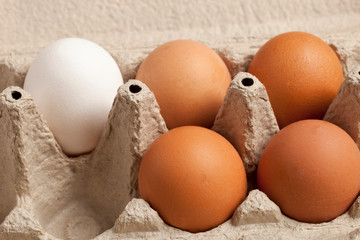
[0, 34, 360, 240]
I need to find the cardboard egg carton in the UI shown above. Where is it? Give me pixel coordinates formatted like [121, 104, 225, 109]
[0, 34, 360, 240]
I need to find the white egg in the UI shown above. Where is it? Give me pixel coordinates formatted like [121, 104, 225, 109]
[24, 38, 123, 156]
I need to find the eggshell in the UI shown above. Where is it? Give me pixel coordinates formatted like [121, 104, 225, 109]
[257, 119, 360, 223]
[248, 32, 343, 128]
[23, 38, 123, 156]
[138, 126, 247, 232]
[136, 40, 231, 129]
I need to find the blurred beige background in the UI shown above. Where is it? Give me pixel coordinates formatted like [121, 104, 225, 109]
[1, 0, 359, 52]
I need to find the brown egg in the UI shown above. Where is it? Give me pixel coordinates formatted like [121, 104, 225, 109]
[257, 120, 360, 223]
[136, 40, 231, 129]
[138, 126, 247, 232]
[248, 32, 343, 128]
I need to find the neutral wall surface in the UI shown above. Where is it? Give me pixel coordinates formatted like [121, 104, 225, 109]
[1, 0, 360, 52]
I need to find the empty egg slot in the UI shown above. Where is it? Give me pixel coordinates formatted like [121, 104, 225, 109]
[26, 81, 146, 239]
[32, 173, 110, 239]
[27, 80, 166, 239]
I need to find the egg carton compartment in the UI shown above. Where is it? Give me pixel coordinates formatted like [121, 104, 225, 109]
[0, 34, 360, 240]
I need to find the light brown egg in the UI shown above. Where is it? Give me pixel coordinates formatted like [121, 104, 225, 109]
[257, 120, 360, 223]
[136, 40, 231, 129]
[248, 32, 343, 128]
[138, 126, 247, 232]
